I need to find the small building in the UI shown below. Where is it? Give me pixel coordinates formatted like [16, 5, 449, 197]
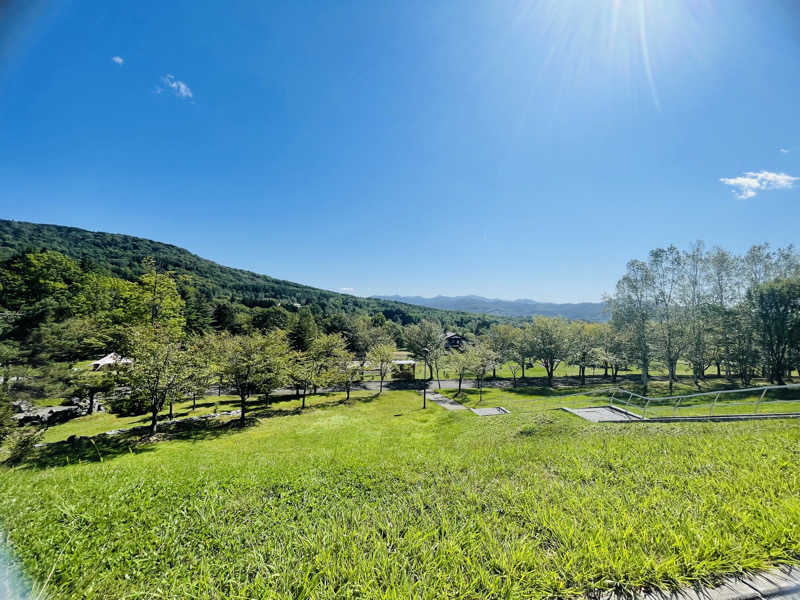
[443, 332, 467, 351]
[391, 359, 416, 380]
[350, 359, 417, 380]
[91, 353, 132, 371]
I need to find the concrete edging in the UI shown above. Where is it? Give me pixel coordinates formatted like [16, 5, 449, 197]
[597, 566, 800, 600]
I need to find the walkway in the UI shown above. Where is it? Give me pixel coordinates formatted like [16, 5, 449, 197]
[425, 392, 509, 416]
[602, 565, 800, 600]
[564, 406, 643, 422]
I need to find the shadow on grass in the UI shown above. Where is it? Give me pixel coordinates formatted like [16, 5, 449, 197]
[15, 392, 384, 470]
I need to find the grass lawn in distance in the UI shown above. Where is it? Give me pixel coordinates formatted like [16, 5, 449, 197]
[1, 388, 799, 599]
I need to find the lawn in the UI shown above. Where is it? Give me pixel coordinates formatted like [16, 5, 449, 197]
[1, 388, 799, 599]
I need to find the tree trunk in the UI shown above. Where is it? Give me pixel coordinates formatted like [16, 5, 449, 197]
[346, 381, 351, 400]
[521, 361, 526, 379]
[88, 391, 96, 415]
[169, 399, 174, 421]
[302, 385, 307, 409]
[192, 393, 197, 411]
[579, 366, 585, 386]
[239, 393, 247, 425]
[150, 406, 158, 435]
[603, 362, 608, 377]
[641, 357, 648, 395]
[492, 367, 496, 378]
[458, 376, 463, 393]
[379, 376, 384, 394]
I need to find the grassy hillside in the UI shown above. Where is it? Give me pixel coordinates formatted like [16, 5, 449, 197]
[0, 219, 496, 326]
[1, 389, 799, 599]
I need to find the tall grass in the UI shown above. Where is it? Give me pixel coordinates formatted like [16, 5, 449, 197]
[1, 390, 799, 599]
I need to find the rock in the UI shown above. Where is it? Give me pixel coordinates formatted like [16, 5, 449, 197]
[13, 405, 83, 426]
[11, 399, 33, 414]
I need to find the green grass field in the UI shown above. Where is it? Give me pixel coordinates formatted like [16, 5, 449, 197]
[1, 387, 799, 599]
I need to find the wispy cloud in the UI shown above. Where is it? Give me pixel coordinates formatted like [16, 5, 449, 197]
[111, 56, 124, 65]
[720, 170, 798, 199]
[780, 148, 790, 154]
[155, 74, 193, 99]
[338, 287, 355, 293]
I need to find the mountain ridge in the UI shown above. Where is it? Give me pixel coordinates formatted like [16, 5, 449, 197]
[373, 294, 608, 321]
[0, 219, 504, 327]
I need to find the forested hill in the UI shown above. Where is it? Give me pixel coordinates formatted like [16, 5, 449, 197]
[0, 219, 494, 327]
[374, 295, 608, 322]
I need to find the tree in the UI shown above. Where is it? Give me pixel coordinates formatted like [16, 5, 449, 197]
[682, 241, 712, 383]
[469, 342, 498, 404]
[486, 324, 518, 379]
[404, 321, 444, 380]
[212, 331, 291, 425]
[252, 305, 290, 332]
[596, 323, 626, 382]
[288, 308, 318, 352]
[529, 317, 571, 387]
[121, 326, 190, 435]
[648, 246, 686, 394]
[332, 348, 360, 401]
[289, 353, 314, 409]
[212, 302, 237, 332]
[70, 369, 115, 415]
[307, 333, 352, 399]
[727, 302, 760, 385]
[132, 258, 186, 336]
[0, 341, 20, 393]
[568, 322, 598, 386]
[290, 333, 352, 408]
[443, 350, 472, 394]
[0, 390, 15, 446]
[185, 335, 216, 411]
[750, 278, 800, 385]
[610, 260, 654, 393]
[705, 246, 741, 376]
[366, 341, 396, 394]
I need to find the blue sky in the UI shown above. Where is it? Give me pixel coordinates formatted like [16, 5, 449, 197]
[1, 1, 798, 302]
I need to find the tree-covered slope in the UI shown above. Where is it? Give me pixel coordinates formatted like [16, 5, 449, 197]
[0, 219, 494, 326]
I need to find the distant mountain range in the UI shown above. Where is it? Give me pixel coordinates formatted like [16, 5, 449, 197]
[372, 295, 608, 322]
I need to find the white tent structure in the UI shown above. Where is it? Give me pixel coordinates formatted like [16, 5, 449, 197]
[91, 353, 132, 371]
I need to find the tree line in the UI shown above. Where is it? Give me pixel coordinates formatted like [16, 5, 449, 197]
[399, 242, 800, 395]
[0, 249, 499, 372]
[608, 242, 799, 392]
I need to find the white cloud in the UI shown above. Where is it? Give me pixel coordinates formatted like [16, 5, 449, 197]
[156, 74, 193, 99]
[338, 287, 355, 293]
[780, 148, 790, 154]
[111, 56, 124, 65]
[720, 170, 798, 199]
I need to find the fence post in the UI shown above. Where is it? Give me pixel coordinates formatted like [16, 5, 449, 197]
[755, 388, 767, 414]
[710, 393, 719, 417]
